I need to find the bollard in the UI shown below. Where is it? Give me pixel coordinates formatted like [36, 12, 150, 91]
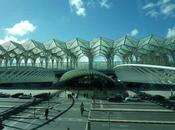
[33, 107, 36, 117]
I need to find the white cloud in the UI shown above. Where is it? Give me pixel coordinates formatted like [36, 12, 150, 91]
[0, 35, 28, 44]
[69, 0, 86, 16]
[129, 29, 139, 37]
[160, 3, 175, 16]
[143, 3, 156, 10]
[158, 0, 171, 5]
[76, 7, 86, 16]
[69, 0, 112, 16]
[99, 0, 111, 9]
[0, 20, 35, 44]
[5, 20, 36, 36]
[166, 26, 175, 38]
[146, 10, 160, 17]
[143, 0, 175, 18]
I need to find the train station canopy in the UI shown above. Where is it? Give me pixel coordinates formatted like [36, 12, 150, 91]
[0, 35, 174, 69]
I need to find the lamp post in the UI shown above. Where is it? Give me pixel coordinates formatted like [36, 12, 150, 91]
[108, 112, 111, 130]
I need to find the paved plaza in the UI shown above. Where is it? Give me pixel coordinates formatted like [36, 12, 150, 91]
[0, 91, 175, 130]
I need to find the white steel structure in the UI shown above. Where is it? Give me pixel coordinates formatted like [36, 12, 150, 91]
[0, 35, 174, 70]
[114, 64, 175, 85]
[60, 69, 115, 83]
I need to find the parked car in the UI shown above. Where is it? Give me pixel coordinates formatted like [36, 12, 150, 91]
[125, 96, 141, 102]
[11, 93, 24, 98]
[0, 92, 10, 98]
[107, 94, 124, 102]
[34, 93, 50, 99]
[169, 96, 175, 100]
[136, 92, 152, 100]
[150, 95, 165, 102]
[19, 94, 32, 99]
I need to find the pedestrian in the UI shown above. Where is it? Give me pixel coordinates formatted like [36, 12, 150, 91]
[76, 94, 78, 99]
[45, 108, 49, 120]
[92, 96, 95, 103]
[80, 102, 84, 116]
[33, 97, 36, 103]
[171, 88, 174, 97]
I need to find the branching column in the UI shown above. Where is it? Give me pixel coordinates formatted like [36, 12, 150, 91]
[88, 55, 94, 70]
[106, 55, 114, 69]
[24, 58, 28, 66]
[66, 56, 69, 70]
[31, 58, 36, 67]
[51, 58, 54, 69]
[0, 59, 2, 67]
[56, 59, 59, 69]
[40, 58, 44, 68]
[45, 57, 49, 69]
[16, 57, 21, 67]
[9, 58, 13, 66]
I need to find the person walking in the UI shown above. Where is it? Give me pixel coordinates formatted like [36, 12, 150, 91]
[0, 117, 4, 130]
[80, 102, 84, 116]
[45, 108, 49, 120]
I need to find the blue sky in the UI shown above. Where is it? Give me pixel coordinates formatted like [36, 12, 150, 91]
[0, 0, 175, 44]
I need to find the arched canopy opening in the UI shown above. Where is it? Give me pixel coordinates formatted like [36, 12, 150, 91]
[20, 59, 25, 66]
[94, 55, 107, 69]
[114, 55, 122, 66]
[59, 70, 116, 90]
[78, 55, 88, 69]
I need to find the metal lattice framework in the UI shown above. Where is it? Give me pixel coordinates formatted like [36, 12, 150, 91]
[0, 67, 55, 83]
[0, 35, 175, 70]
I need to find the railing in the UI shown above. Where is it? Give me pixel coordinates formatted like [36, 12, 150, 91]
[0, 61, 123, 70]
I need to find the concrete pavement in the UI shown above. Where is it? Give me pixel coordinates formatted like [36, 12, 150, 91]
[37, 96, 91, 130]
[88, 99, 175, 130]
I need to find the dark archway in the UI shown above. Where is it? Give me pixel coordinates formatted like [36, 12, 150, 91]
[58, 70, 118, 90]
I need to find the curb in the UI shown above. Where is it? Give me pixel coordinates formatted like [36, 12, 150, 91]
[91, 108, 173, 113]
[89, 118, 175, 124]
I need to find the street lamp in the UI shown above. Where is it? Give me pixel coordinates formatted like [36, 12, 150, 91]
[108, 111, 111, 130]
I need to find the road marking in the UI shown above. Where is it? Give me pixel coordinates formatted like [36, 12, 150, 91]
[57, 117, 86, 122]
[102, 123, 127, 128]
[0, 105, 14, 108]
[120, 124, 129, 127]
[24, 117, 40, 129]
[7, 113, 31, 127]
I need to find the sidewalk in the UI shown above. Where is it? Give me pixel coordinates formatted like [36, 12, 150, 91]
[37, 96, 92, 130]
